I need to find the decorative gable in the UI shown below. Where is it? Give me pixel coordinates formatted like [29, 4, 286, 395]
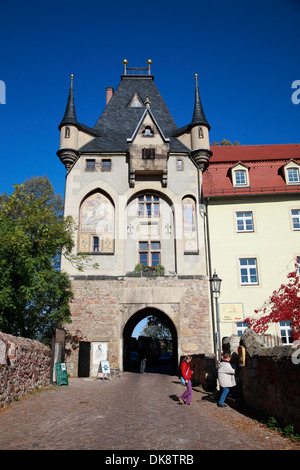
[127, 109, 170, 187]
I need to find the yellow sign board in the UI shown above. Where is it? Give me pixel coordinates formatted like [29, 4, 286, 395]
[219, 303, 244, 322]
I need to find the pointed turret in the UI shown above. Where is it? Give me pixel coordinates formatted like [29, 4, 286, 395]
[58, 74, 78, 130]
[191, 74, 210, 131]
[189, 74, 212, 170]
[57, 74, 79, 171]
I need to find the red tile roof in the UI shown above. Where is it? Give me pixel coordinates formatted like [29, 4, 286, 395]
[203, 144, 300, 197]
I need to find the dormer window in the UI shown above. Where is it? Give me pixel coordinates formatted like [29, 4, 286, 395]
[283, 161, 300, 185]
[231, 163, 250, 187]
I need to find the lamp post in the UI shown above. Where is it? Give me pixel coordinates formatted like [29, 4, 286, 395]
[210, 270, 222, 363]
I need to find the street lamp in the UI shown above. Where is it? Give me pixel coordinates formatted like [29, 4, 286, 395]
[210, 270, 222, 362]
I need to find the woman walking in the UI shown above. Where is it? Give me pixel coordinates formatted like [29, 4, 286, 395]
[178, 355, 193, 405]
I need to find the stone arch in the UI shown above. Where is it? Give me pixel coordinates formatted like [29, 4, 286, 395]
[122, 307, 178, 373]
[125, 190, 177, 273]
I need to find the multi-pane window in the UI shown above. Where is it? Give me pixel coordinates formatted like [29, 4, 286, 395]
[138, 195, 159, 217]
[234, 170, 247, 185]
[291, 210, 300, 230]
[139, 241, 161, 266]
[236, 322, 249, 337]
[239, 258, 258, 285]
[287, 168, 300, 184]
[279, 321, 293, 344]
[236, 211, 254, 232]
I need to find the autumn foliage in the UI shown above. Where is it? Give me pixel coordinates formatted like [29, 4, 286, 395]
[245, 263, 300, 341]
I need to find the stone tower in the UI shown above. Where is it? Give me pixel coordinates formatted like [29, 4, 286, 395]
[57, 61, 213, 376]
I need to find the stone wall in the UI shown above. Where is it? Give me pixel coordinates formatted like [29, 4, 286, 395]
[65, 275, 212, 376]
[240, 329, 300, 433]
[0, 332, 51, 408]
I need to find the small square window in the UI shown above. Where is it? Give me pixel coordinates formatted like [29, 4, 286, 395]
[142, 148, 155, 159]
[86, 159, 96, 171]
[101, 159, 111, 171]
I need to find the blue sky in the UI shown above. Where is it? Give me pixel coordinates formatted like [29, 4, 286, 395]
[1, 0, 300, 200]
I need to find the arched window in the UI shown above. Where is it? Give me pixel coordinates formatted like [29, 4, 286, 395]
[78, 192, 114, 253]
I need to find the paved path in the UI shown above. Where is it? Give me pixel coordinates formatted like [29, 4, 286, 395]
[0, 371, 298, 451]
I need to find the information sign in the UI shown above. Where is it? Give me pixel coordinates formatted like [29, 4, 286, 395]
[100, 360, 111, 381]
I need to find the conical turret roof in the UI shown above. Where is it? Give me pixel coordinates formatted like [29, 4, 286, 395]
[58, 74, 78, 130]
[191, 74, 210, 130]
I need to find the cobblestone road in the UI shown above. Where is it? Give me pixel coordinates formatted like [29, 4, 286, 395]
[0, 371, 299, 452]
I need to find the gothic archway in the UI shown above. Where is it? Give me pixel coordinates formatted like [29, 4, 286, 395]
[123, 307, 178, 374]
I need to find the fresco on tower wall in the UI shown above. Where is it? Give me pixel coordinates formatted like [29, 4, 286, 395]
[182, 197, 198, 252]
[78, 192, 114, 253]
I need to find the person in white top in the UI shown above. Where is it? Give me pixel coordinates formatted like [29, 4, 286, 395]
[217, 352, 236, 407]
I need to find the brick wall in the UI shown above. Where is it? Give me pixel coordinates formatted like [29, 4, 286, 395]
[0, 332, 51, 408]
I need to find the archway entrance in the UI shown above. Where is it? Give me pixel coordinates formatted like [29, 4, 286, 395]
[123, 307, 178, 374]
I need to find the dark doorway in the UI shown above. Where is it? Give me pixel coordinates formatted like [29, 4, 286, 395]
[78, 341, 90, 377]
[123, 307, 178, 374]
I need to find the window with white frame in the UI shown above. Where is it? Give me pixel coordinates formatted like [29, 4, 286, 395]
[234, 170, 247, 186]
[239, 258, 258, 285]
[287, 168, 300, 184]
[291, 209, 300, 230]
[279, 321, 293, 344]
[236, 211, 254, 232]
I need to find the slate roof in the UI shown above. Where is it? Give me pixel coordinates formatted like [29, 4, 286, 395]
[78, 76, 189, 154]
[203, 144, 300, 197]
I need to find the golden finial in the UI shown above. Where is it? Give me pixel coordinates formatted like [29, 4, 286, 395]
[122, 59, 128, 65]
[147, 59, 152, 65]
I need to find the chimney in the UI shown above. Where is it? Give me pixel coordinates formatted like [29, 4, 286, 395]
[106, 87, 114, 105]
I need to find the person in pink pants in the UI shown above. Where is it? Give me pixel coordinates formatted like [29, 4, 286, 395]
[178, 355, 193, 405]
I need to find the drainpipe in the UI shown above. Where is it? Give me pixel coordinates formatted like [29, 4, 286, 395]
[203, 196, 218, 364]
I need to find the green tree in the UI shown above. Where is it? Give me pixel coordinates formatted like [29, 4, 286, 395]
[0, 176, 75, 344]
[141, 316, 172, 340]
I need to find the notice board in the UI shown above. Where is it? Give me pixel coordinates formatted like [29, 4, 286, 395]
[55, 362, 68, 386]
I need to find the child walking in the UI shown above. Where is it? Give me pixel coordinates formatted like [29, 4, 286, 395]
[178, 355, 193, 405]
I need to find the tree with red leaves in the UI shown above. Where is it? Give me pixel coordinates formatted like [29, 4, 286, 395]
[245, 263, 300, 341]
